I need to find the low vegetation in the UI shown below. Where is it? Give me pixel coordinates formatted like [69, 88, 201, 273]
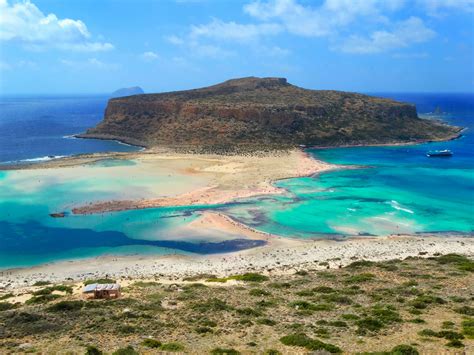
[0, 254, 472, 353]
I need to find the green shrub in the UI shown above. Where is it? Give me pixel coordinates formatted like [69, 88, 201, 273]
[418, 329, 437, 337]
[112, 346, 138, 355]
[0, 302, 16, 311]
[446, 339, 464, 348]
[0, 293, 14, 300]
[440, 331, 464, 340]
[160, 342, 184, 351]
[200, 319, 217, 327]
[441, 321, 455, 329]
[455, 306, 474, 316]
[263, 350, 281, 355]
[210, 348, 240, 355]
[408, 318, 425, 324]
[409, 295, 445, 309]
[418, 329, 464, 340]
[236, 307, 262, 317]
[461, 318, 474, 338]
[347, 260, 375, 269]
[257, 318, 277, 326]
[341, 313, 359, 320]
[329, 320, 348, 327]
[434, 254, 474, 272]
[356, 318, 384, 334]
[26, 294, 61, 305]
[280, 333, 342, 353]
[231, 273, 269, 282]
[33, 285, 73, 296]
[48, 300, 84, 312]
[195, 326, 213, 334]
[313, 286, 335, 293]
[32, 280, 51, 286]
[192, 298, 232, 313]
[295, 289, 314, 297]
[345, 273, 375, 283]
[372, 305, 402, 324]
[211, 348, 240, 355]
[183, 273, 216, 281]
[132, 281, 160, 288]
[321, 294, 352, 304]
[142, 338, 162, 348]
[85, 345, 103, 355]
[391, 344, 419, 355]
[117, 324, 137, 334]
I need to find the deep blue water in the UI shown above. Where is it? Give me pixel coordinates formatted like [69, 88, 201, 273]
[0, 95, 140, 163]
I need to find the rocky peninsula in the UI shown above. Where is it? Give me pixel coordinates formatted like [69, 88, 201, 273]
[79, 77, 460, 152]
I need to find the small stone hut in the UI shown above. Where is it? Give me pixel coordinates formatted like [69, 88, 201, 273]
[83, 283, 121, 299]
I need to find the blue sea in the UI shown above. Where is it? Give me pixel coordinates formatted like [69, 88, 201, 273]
[0, 93, 473, 269]
[0, 95, 140, 164]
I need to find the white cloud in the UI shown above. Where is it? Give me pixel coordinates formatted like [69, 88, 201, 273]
[418, 0, 474, 15]
[190, 19, 282, 42]
[244, 0, 404, 37]
[167, 0, 442, 57]
[141, 51, 159, 61]
[167, 19, 284, 59]
[190, 43, 235, 58]
[0, 0, 113, 51]
[165, 35, 185, 45]
[263, 45, 290, 56]
[338, 17, 435, 54]
[60, 58, 118, 70]
[0, 58, 37, 70]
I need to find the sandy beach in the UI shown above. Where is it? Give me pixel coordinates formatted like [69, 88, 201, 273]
[68, 148, 337, 214]
[1, 148, 472, 296]
[1, 211, 473, 294]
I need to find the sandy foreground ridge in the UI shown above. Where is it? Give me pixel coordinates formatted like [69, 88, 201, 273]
[0, 148, 473, 293]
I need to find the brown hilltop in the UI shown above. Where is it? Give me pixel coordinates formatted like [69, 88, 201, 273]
[81, 77, 460, 151]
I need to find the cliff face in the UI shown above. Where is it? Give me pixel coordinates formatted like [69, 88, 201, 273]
[84, 77, 460, 150]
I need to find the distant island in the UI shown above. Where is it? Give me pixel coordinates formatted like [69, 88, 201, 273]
[81, 77, 460, 151]
[110, 86, 144, 98]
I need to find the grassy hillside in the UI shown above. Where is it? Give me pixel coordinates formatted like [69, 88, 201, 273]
[1, 254, 472, 354]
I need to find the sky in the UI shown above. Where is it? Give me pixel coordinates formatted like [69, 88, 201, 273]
[0, 0, 473, 95]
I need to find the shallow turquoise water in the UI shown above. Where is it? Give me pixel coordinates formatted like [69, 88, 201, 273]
[1, 93, 473, 269]
[224, 94, 474, 238]
[0, 159, 256, 268]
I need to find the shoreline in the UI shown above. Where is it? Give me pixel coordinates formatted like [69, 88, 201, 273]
[74, 132, 149, 149]
[71, 152, 340, 215]
[1, 135, 472, 292]
[307, 130, 464, 150]
[1, 209, 472, 291]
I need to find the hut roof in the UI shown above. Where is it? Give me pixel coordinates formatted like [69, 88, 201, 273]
[83, 283, 120, 293]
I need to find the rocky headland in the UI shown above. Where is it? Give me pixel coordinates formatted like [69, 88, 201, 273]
[80, 77, 460, 152]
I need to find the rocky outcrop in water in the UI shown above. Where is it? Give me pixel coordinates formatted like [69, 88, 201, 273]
[84, 77, 460, 151]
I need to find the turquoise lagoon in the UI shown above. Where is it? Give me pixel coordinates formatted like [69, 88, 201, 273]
[224, 94, 474, 238]
[0, 93, 473, 269]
